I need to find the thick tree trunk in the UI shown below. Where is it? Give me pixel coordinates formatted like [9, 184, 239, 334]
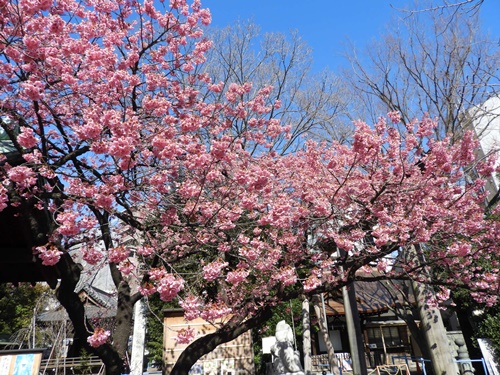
[55, 253, 124, 375]
[402, 311, 431, 360]
[409, 246, 458, 375]
[170, 307, 272, 375]
[55, 262, 137, 375]
[312, 295, 340, 375]
[9, 164, 136, 375]
[114, 279, 136, 357]
[413, 281, 459, 375]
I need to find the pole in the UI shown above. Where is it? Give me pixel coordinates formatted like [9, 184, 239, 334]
[302, 298, 312, 375]
[32, 307, 36, 349]
[290, 300, 297, 350]
[321, 293, 328, 339]
[130, 299, 146, 375]
[313, 295, 340, 375]
[343, 282, 368, 375]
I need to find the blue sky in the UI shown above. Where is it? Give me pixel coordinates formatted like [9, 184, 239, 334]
[202, 0, 500, 72]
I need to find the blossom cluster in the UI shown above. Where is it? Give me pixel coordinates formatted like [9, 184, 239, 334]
[108, 246, 130, 263]
[202, 260, 228, 281]
[87, 328, 110, 348]
[179, 295, 202, 321]
[35, 246, 63, 266]
[155, 273, 185, 302]
[175, 328, 196, 345]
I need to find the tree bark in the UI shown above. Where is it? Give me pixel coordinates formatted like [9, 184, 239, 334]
[409, 246, 459, 375]
[169, 307, 272, 375]
[413, 281, 459, 375]
[55, 253, 125, 375]
[113, 279, 137, 358]
[312, 295, 340, 375]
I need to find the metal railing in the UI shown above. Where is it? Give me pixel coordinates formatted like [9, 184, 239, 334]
[391, 355, 489, 375]
[40, 356, 104, 374]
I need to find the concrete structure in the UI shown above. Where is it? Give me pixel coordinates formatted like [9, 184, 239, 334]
[130, 300, 146, 375]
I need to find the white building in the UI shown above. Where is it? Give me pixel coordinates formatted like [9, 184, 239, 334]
[469, 95, 500, 194]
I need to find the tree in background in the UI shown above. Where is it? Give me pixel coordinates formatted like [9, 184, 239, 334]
[200, 21, 354, 148]
[343, 3, 500, 142]
[3, 1, 500, 375]
[0, 283, 49, 346]
[477, 310, 500, 353]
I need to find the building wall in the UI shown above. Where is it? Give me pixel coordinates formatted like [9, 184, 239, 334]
[163, 311, 254, 374]
[470, 96, 500, 193]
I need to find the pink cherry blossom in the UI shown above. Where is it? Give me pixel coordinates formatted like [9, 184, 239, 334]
[202, 260, 228, 281]
[303, 275, 322, 293]
[108, 246, 130, 263]
[118, 260, 135, 275]
[3, 0, 500, 370]
[82, 246, 104, 265]
[17, 128, 38, 148]
[179, 295, 202, 321]
[139, 283, 156, 297]
[87, 328, 111, 348]
[200, 303, 232, 322]
[156, 274, 185, 302]
[175, 327, 196, 344]
[7, 166, 37, 190]
[35, 245, 63, 266]
[225, 269, 249, 285]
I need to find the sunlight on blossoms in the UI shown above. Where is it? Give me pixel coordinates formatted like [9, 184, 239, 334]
[303, 275, 321, 292]
[82, 246, 104, 265]
[202, 260, 228, 281]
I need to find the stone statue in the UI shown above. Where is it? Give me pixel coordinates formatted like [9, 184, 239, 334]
[271, 320, 304, 375]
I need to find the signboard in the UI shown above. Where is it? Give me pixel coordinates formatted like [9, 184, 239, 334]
[0, 352, 42, 375]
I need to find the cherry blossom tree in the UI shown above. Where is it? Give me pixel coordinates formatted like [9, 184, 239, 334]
[2, 1, 500, 375]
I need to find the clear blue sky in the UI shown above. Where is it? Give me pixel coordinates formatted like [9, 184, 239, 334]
[202, 0, 500, 72]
